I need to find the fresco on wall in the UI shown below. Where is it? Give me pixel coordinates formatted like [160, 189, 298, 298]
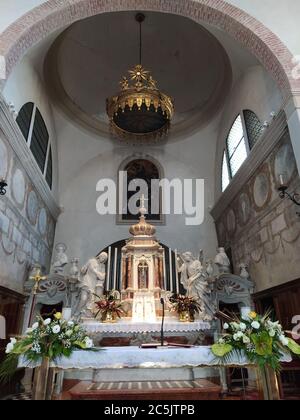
[215, 129, 300, 292]
[0, 135, 55, 294]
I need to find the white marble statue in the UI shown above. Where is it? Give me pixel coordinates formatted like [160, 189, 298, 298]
[239, 263, 250, 280]
[177, 252, 215, 320]
[69, 258, 79, 279]
[73, 252, 108, 319]
[52, 243, 68, 275]
[214, 247, 231, 274]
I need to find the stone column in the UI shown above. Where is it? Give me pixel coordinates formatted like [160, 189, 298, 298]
[127, 255, 133, 289]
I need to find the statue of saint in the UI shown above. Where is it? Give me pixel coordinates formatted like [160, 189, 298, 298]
[214, 247, 231, 274]
[52, 243, 68, 275]
[73, 252, 108, 319]
[177, 252, 216, 319]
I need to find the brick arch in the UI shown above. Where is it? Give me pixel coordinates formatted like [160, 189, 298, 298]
[0, 0, 297, 101]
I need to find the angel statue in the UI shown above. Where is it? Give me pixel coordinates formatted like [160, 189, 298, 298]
[73, 252, 108, 320]
[177, 252, 216, 320]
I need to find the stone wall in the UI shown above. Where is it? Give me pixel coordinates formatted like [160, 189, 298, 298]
[0, 105, 57, 294]
[213, 126, 300, 292]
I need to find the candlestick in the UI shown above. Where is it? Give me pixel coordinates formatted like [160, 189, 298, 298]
[113, 248, 118, 290]
[174, 249, 179, 294]
[106, 246, 111, 290]
[169, 248, 173, 292]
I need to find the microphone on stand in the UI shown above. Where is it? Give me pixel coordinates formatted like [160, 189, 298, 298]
[160, 297, 165, 347]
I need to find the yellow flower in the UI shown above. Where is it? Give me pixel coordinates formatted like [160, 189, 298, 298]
[249, 311, 257, 319]
[54, 312, 62, 320]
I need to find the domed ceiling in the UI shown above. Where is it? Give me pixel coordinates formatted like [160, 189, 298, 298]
[45, 11, 232, 141]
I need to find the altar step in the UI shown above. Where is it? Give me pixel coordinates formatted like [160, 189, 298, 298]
[69, 379, 221, 400]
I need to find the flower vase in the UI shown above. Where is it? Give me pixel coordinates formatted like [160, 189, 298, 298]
[179, 311, 190, 322]
[102, 311, 117, 323]
[32, 357, 54, 400]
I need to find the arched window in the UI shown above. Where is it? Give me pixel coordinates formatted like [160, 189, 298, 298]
[222, 110, 263, 191]
[243, 110, 263, 150]
[16, 102, 34, 141]
[119, 158, 162, 222]
[16, 103, 53, 189]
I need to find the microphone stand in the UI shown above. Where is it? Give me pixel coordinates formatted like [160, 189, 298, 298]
[160, 298, 165, 347]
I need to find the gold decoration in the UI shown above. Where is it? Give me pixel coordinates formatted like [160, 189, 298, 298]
[107, 64, 174, 142]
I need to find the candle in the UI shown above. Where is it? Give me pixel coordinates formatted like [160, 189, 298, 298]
[106, 247, 112, 290]
[163, 249, 167, 291]
[279, 174, 286, 187]
[169, 248, 173, 292]
[113, 248, 118, 290]
[174, 249, 179, 294]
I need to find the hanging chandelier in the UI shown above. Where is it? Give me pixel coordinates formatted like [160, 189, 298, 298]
[106, 13, 174, 142]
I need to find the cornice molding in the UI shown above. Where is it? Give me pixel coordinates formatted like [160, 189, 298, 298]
[211, 110, 288, 221]
[0, 97, 60, 220]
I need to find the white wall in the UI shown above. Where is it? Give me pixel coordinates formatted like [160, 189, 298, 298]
[0, 0, 46, 33]
[2, 56, 59, 198]
[52, 106, 219, 266]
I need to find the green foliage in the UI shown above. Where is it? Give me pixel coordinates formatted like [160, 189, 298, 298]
[211, 310, 299, 372]
[0, 354, 19, 384]
[0, 315, 95, 381]
[287, 338, 300, 355]
[211, 343, 232, 357]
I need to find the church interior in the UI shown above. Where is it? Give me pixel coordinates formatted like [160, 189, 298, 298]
[0, 0, 300, 402]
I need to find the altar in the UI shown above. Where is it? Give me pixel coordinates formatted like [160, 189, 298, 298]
[83, 318, 212, 346]
[20, 346, 289, 400]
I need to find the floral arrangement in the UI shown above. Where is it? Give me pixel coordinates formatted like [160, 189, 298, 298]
[169, 294, 202, 320]
[0, 312, 95, 382]
[94, 290, 125, 322]
[212, 310, 300, 371]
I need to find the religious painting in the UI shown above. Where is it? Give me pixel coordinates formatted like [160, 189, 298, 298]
[273, 141, 296, 186]
[119, 158, 162, 222]
[252, 165, 271, 211]
[226, 208, 236, 235]
[238, 191, 251, 226]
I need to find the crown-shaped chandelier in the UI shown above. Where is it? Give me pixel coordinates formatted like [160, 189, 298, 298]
[106, 13, 174, 142]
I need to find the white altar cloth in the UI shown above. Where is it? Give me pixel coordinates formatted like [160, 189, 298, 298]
[19, 346, 272, 370]
[82, 319, 211, 334]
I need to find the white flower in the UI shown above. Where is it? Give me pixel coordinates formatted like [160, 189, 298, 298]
[233, 333, 241, 341]
[10, 338, 17, 345]
[5, 342, 14, 354]
[251, 321, 260, 330]
[43, 318, 51, 326]
[269, 329, 276, 337]
[218, 338, 225, 344]
[231, 322, 239, 330]
[223, 323, 229, 330]
[279, 335, 289, 346]
[243, 335, 250, 344]
[67, 321, 74, 327]
[32, 322, 39, 331]
[239, 323, 247, 332]
[52, 325, 61, 334]
[84, 337, 93, 349]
